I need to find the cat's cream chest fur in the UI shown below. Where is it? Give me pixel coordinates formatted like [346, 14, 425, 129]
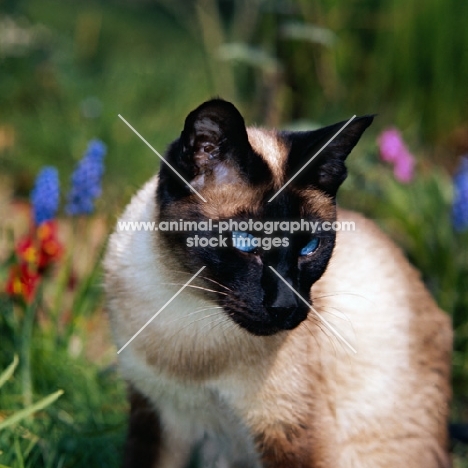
[104, 176, 451, 467]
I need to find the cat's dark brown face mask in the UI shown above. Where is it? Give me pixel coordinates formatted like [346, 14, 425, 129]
[156, 99, 373, 336]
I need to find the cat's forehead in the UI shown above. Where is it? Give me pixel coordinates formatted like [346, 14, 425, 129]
[189, 127, 290, 219]
[163, 126, 335, 220]
[247, 127, 288, 187]
[170, 183, 335, 222]
[183, 128, 334, 220]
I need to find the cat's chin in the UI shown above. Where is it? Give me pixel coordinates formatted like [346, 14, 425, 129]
[230, 308, 308, 336]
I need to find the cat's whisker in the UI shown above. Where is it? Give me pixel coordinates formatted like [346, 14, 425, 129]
[193, 306, 224, 312]
[200, 276, 233, 293]
[316, 321, 340, 360]
[198, 317, 223, 335]
[159, 269, 198, 277]
[188, 312, 224, 327]
[307, 312, 357, 363]
[189, 304, 224, 312]
[301, 320, 322, 353]
[160, 283, 229, 296]
[164, 307, 223, 325]
[314, 291, 374, 306]
[316, 303, 357, 345]
[199, 314, 232, 336]
[167, 313, 226, 341]
[309, 304, 357, 355]
[184, 284, 230, 296]
[160, 270, 232, 293]
[305, 314, 331, 344]
[180, 313, 224, 335]
[315, 305, 355, 332]
[327, 327, 355, 359]
[303, 316, 334, 357]
[217, 319, 238, 341]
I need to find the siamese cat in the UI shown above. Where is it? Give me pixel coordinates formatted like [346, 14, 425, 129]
[104, 99, 452, 468]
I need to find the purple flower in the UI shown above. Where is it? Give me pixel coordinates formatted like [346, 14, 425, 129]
[377, 128, 415, 183]
[452, 156, 468, 232]
[66, 139, 106, 216]
[30, 167, 60, 226]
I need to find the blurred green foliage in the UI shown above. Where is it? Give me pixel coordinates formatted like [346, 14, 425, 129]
[1, 0, 468, 197]
[0, 237, 127, 468]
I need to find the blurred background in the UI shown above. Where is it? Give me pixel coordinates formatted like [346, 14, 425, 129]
[0, 0, 467, 466]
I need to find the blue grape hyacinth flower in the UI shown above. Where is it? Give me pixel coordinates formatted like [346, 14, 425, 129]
[66, 139, 107, 216]
[452, 156, 468, 232]
[31, 167, 60, 226]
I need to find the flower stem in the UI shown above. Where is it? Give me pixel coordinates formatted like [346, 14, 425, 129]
[20, 301, 35, 407]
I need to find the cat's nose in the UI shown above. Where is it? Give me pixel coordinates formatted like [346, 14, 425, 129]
[266, 306, 297, 323]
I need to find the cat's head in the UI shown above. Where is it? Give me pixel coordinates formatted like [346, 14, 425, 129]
[157, 99, 373, 336]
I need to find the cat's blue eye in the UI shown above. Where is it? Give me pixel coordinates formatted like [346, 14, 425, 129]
[232, 231, 257, 253]
[300, 237, 320, 256]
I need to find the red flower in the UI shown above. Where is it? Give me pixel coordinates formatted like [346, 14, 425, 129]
[36, 220, 63, 269]
[16, 236, 39, 265]
[5, 263, 41, 304]
[5, 220, 64, 304]
[16, 220, 63, 272]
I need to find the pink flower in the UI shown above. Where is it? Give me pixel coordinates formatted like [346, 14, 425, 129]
[393, 150, 415, 183]
[377, 128, 415, 183]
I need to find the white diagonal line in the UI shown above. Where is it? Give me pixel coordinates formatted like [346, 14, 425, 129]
[268, 266, 357, 354]
[118, 114, 207, 203]
[117, 266, 206, 354]
[268, 115, 356, 202]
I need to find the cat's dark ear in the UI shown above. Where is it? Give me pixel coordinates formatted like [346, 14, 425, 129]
[159, 99, 270, 201]
[284, 116, 374, 196]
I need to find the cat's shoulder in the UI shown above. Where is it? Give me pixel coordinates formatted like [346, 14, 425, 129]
[333, 207, 451, 330]
[335, 207, 412, 266]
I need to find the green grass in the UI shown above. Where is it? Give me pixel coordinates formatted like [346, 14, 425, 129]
[0, 302, 127, 468]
